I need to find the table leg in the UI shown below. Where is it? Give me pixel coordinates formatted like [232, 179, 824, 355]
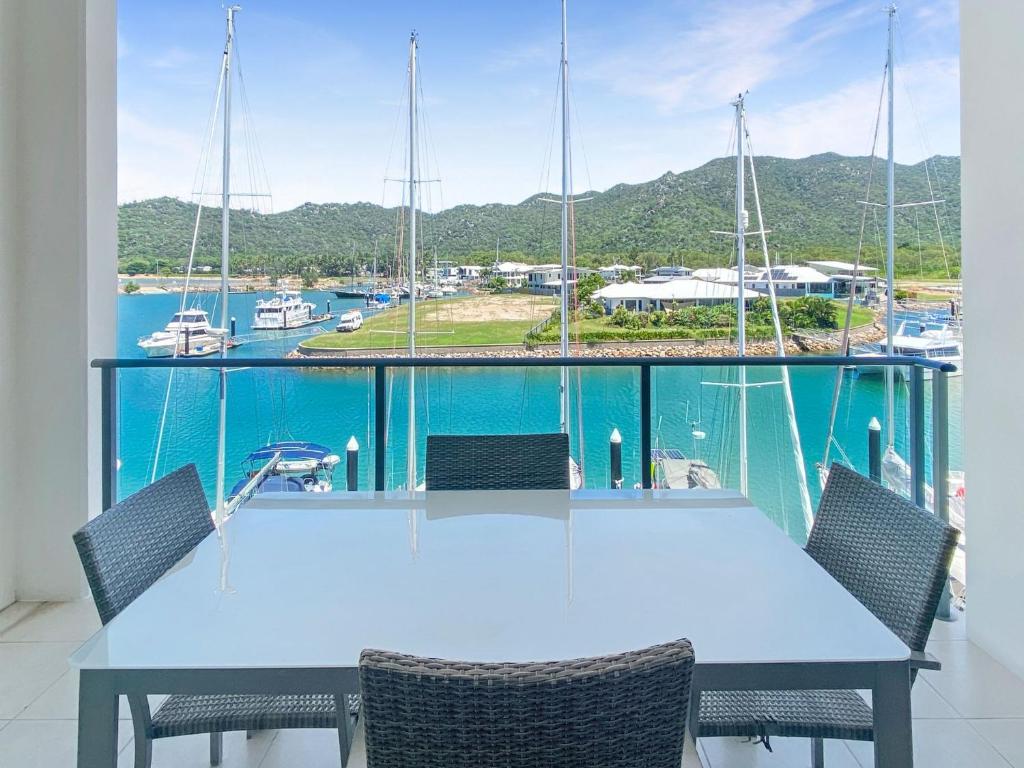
[78, 670, 119, 768]
[872, 661, 913, 767]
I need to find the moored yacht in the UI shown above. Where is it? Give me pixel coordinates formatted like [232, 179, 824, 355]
[253, 287, 329, 330]
[229, 441, 341, 498]
[137, 309, 229, 358]
[851, 319, 963, 378]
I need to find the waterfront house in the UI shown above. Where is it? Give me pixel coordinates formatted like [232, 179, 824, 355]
[527, 264, 593, 295]
[643, 265, 694, 283]
[491, 260, 532, 288]
[807, 260, 881, 298]
[458, 265, 484, 280]
[746, 265, 836, 298]
[598, 263, 644, 282]
[593, 279, 765, 313]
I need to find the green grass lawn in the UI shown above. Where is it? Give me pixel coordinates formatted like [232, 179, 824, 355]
[301, 301, 537, 350]
[834, 301, 876, 328]
[302, 297, 877, 350]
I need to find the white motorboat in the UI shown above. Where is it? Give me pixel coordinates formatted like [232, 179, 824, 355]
[851, 319, 962, 378]
[137, 309, 228, 358]
[253, 287, 325, 330]
[336, 309, 363, 332]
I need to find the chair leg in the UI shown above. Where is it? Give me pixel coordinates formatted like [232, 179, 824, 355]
[209, 732, 223, 766]
[133, 736, 152, 768]
[127, 694, 154, 768]
[811, 737, 825, 768]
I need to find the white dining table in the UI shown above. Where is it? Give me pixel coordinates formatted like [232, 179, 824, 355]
[72, 489, 915, 767]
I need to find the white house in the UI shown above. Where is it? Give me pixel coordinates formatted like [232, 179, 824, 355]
[527, 265, 592, 295]
[593, 279, 765, 313]
[746, 265, 835, 298]
[458, 265, 484, 280]
[598, 264, 643, 282]
[643, 265, 694, 283]
[691, 266, 741, 283]
[491, 261, 532, 288]
[806, 260, 881, 297]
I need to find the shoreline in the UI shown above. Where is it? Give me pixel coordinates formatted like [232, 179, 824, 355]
[289, 322, 886, 362]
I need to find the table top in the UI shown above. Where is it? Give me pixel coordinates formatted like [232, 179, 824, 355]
[70, 489, 909, 671]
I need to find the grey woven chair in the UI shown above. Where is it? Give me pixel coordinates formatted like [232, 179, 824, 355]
[359, 638, 695, 768]
[425, 433, 570, 490]
[697, 463, 959, 767]
[73, 464, 352, 768]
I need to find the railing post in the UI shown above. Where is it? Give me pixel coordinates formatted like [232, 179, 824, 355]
[868, 417, 882, 483]
[374, 366, 387, 491]
[640, 365, 652, 489]
[101, 366, 118, 509]
[609, 428, 622, 489]
[932, 368, 954, 621]
[909, 365, 926, 507]
[346, 436, 359, 492]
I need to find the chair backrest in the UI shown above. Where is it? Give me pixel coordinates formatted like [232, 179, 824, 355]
[73, 464, 214, 625]
[808, 463, 959, 652]
[360, 639, 695, 768]
[425, 433, 570, 491]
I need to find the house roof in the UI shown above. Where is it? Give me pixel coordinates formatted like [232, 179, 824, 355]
[751, 265, 833, 283]
[595, 279, 764, 302]
[806, 260, 879, 274]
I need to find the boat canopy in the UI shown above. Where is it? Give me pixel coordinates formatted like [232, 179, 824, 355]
[243, 441, 333, 464]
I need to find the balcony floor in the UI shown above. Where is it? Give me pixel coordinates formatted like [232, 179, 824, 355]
[1, 601, 1020, 767]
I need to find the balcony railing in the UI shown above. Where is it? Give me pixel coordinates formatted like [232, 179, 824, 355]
[92, 355, 956, 532]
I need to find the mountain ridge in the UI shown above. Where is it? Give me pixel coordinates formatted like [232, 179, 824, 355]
[118, 152, 961, 278]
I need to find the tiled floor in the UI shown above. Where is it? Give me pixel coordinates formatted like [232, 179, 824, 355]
[1, 600, 1021, 767]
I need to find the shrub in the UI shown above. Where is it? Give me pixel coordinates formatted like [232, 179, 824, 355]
[582, 300, 605, 319]
[649, 310, 667, 327]
[123, 280, 140, 294]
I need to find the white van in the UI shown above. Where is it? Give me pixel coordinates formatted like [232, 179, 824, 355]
[335, 309, 363, 332]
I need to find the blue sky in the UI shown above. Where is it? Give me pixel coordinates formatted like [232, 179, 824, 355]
[117, 0, 960, 211]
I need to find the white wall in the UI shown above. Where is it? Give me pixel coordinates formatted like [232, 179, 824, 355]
[0, 0, 117, 606]
[961, 0, 1024, 679]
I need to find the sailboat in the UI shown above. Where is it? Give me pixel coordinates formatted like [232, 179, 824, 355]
[697, 95, 813, 526]
[554, 0, 584, 490]
[819, 7, 965, 579]
[200, 8, 338, 509]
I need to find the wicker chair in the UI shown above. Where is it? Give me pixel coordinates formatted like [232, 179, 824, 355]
[425, 433, 570, 490]
[72, 464, 351, 768]
[359, 638, 695, 768]
[697, 463, 960, 767]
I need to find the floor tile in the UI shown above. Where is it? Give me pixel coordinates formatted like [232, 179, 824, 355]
[698, 736, 860, 768]
[910, 677, 960, 719]
[844, 718, 1012, 768]
[925, 641, 1024, 718]
[0, 642, 79, 718]
[0, 718, 131, 768]
[968, 720, 1024, 768]
[17, 668, 155, 720]
[929, 613, 967, 642]
[0, 603, 43, 637]
[258, 728, 345, 768]
[117, 729, 276, 768]
[0, 600, 100, 643]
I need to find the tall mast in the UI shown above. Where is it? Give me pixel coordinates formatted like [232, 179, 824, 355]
[559, 0, 571, 435]
[733, 93, 748, 496]
[214, 5, 239, 523]
[885, 4, 897, 448]
[406, 31, 419, 490]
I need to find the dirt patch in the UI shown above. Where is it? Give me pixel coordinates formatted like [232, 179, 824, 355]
[441, 294, 556, 323]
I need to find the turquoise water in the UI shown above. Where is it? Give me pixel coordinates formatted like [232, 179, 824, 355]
[116, 291, 963, 543]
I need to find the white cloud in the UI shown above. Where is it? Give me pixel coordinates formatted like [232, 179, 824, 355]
[747, 56, 960, 163]
[585, 0, 845, 113]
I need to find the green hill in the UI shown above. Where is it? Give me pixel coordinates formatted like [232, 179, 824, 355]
[118, 153, 961, 279]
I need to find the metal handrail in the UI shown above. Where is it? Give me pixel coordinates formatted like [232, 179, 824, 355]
[95, 354, 952, 527]
[91, 355, 958, 372]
